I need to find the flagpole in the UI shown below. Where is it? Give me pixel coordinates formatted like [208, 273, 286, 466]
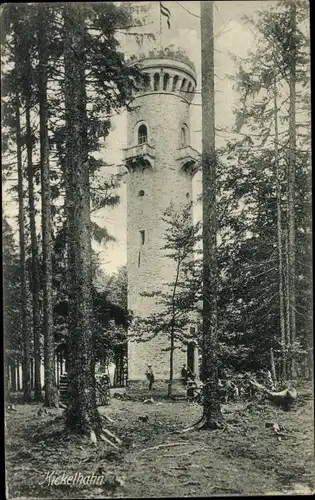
[159, 2, 163, 49]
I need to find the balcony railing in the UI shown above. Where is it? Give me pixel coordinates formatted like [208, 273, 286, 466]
[123, 143, 155, 169]
[177, 145, 200, 174]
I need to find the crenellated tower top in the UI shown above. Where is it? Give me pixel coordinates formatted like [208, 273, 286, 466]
[127, 47, 197, 104]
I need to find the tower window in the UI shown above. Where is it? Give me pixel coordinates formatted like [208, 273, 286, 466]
[138, 252, 141, 267]
[139, 190, 145, 197]
[187, 82, 192, 93]
[181, 125, 189, 147]
[181, 127, 186, 147]
[153, 73, 160, 91]
[138, 124, 148, 145]
[180, 78, 187, 91]
[140, 230, 145, 245]
[172, 75, 179, 92]
[163, 73, 170, 91]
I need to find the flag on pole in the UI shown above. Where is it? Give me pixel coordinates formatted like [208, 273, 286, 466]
[160, 1, 171, 29]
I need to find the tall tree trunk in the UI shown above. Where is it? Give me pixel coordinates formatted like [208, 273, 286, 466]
[16, 92, 31, 403]
[199, 0, 223, 429]
[56, 353, 60, 387]
[270, 348, 277, 386]
[5, 363, 10, 394]
[63, 4, 101, 435]
[284, 228, 291, 378]
[168, 257, 181, 398]
[25, 84, 42, 402]
[37, 6, 58, 407]
[31, 357, 34, 389]
[17, 362, 21, 391]
[287, 1, 297, 379]
[10, 361, 17, 392]
[168, 328, 175, 397]
[273, 69, 286, 380]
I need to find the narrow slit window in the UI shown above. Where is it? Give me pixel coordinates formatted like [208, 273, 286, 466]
[138, 252, 141, 267]
[181, 127, 186, 147]
[140, 230, 145, 245]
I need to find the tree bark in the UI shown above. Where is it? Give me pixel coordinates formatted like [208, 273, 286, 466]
[63, 4, 101, 435]
[270, 348, 277, 387]
[15, 91, 31, 403]
[284, 229, 291, 378]
[200, 0, 223, 429]
[168, 328, 175, 397]
[273, 69, 286, 380]
[31, 357, 34, 389]
[287, 1, 297, 378]
[25, 80, 42, 402]
[10, 361, 17, 392]
[37, 5, 58, 407]
[16, 362, 21, 391]
[168, 256, 181, 398]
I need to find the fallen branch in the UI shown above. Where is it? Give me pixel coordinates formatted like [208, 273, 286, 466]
[90, 430, 97, 445]
[248, 378, 297, 410]
[177, 426, 196, 434]
[140, 442, 186, 453]
[102, 414, 114, 423]
[99, 433, 119, 449]
[163, 447, 207, 458]
[101, 427, 122, 445]
[168, 480, 200, 487]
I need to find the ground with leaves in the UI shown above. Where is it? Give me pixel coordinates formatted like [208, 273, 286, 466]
[6, 385, 314, 498]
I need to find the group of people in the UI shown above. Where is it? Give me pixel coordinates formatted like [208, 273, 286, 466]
[145, 363, 196, 399]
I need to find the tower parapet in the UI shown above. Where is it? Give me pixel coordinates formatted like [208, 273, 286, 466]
[123, 47, 199, 174]
[127, 47, 197, 104]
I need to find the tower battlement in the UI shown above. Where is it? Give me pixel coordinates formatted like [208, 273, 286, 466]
[128, 47, 197, 104]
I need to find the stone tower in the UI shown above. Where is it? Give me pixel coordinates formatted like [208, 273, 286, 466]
[123, 48, 199, 388]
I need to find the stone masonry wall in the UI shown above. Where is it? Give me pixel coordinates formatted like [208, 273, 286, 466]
[126, 86, 196, 383]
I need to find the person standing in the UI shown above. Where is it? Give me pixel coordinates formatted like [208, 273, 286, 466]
[181, 364, 188, 385]
[145, 365, 155, 390]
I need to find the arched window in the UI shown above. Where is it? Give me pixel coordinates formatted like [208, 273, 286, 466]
[172, 75, 179, 92]
[181, 125, 188, 147]
[153, 73, 160, 91]
[138, 124, 148, 145]
[181, 127, 186, 147]
[180, 78, 187, 91]
[163, 73, 170, 91]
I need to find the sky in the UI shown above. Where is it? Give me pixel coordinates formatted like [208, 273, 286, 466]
[3, 1, 283, 275]
[93, 0, 279, 274]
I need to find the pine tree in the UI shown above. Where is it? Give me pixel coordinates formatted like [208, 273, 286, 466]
[216, 0, 310, 379]
[36, 4, 58, 406]
[199, 0, 223, 429]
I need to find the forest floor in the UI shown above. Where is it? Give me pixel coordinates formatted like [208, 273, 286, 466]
[5, 383, 315, 499]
